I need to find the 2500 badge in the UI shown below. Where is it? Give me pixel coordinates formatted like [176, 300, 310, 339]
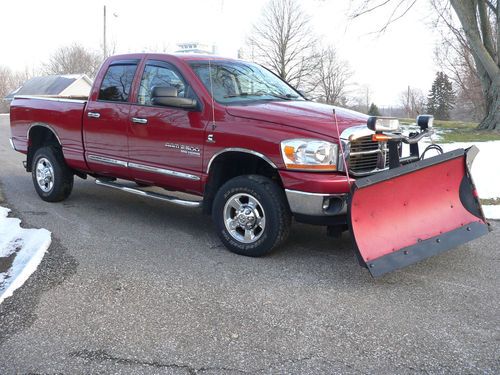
[165, 142, 201, 157]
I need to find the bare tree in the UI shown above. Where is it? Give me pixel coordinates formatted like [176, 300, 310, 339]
[247, 0, 320, 90]
[451, 0, 499, 130]
[0, 67, 35, 98]
[431, 1, 496, 125]
[434, 39, 486, 121]
[0, 67, 16, 100]
[350, 0, 499, 130]
[399, 86, 426, 118]
[43, 43, 102, 78]
[312, 46, 353, 105]
[0, 66, 34, 112]
[349, 84, 372, 114]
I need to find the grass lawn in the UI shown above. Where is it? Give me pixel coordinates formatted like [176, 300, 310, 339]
[399, 118, 500, 143]
[481, 198, 500, 205]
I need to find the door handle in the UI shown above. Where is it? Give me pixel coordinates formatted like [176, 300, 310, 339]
[87, 112, 101, 119]
[131, 117, 148, 124]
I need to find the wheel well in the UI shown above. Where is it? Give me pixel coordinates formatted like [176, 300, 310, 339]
[26, 126, 61, 172]
[202, 151, 282, 215]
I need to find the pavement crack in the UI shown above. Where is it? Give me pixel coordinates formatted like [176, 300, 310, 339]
[70, 349, 248, 374]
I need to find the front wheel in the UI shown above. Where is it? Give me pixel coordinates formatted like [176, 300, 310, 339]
[212, 175, 291, 257]
[32, 146, 74, 202]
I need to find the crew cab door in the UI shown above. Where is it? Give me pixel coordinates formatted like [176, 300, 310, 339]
[128, 60, 204, 193]
[83, 60, 139, 178]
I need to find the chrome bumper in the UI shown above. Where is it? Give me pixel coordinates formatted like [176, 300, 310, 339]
[285, 189, 348, 216]
[9, 137, 16, 151]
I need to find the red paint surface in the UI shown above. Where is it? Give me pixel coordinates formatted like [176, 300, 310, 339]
[350, 157, 482, 262]
[9, 98, 88, 171]
[279, 171, 353, 194]
[10, 53, 368, 195]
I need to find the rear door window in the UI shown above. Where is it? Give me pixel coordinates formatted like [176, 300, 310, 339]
[98, 64, 138, 102]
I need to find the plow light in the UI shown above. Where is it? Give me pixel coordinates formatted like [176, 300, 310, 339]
[417, 115, 434, 130]
[367, 116, 400, 132]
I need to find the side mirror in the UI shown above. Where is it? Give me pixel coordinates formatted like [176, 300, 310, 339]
[151, 86, 198, 109]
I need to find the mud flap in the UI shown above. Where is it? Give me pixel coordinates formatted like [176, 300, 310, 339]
[348, 146, 490, 277]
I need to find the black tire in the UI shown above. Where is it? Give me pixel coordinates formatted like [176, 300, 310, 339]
[31, 146, 74, 202]
[212, 175, 291, 257]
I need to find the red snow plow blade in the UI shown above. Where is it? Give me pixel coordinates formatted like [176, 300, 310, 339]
[348, 146, 490, 277]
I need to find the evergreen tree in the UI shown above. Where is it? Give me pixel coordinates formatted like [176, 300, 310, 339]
[427, 72, 455, 120]
[368, 103, 381, 116]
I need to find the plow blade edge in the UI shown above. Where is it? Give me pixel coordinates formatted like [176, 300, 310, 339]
[348, 146, 489, 277]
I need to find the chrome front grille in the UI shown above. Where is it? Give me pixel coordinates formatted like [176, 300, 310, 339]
[348, 136, 389, 176]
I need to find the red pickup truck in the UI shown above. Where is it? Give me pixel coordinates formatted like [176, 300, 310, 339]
[9, 53, 489, 277]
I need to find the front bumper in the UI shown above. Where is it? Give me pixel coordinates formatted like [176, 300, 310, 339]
[280, 170, 352, 226]
[285, 189, 348, 216]
[285, 189, 348, 226]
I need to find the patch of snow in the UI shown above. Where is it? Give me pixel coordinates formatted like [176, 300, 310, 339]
[483, 205, 500, 220]
[429, 141, 500, 220]
[416, 140, 499, 199]
[404, 139, 500, 219]
[0, 206, 51, 304]
[437, 141, 500, 200]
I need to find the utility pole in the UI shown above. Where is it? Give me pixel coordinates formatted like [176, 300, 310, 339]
[366, 87, 369, 113]
[407, 85, 410, 118]
[103, 5, 107, 59]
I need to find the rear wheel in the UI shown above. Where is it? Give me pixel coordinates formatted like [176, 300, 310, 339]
[32, 146, 74, 202]
[212, 175, 291, 257]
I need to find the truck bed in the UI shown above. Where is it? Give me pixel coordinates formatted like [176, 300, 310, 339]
[10, 95, 89, 171]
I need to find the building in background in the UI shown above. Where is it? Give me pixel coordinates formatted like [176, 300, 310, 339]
[5, 74, 92, 101]
[175, 42, 215, 54]
[2, 74, 92, 113]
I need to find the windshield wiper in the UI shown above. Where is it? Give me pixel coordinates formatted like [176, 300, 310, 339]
[263, 92, 299, 100]
[224, 93, 255, 98]
[224, 92, 299, 100]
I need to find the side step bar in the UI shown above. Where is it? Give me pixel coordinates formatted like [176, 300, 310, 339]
[95, 179, 202, 208]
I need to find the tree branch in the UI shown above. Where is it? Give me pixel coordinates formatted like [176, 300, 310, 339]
[351, 0, 393, 18]
[478, 0, 497, 60]
[450, 0, 499, 80]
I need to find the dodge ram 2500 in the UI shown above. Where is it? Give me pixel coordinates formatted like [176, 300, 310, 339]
[9, 53, 489, 277]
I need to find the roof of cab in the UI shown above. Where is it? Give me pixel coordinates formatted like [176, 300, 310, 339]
[174, 53, 240, 62]
[107, 53, 241, 63]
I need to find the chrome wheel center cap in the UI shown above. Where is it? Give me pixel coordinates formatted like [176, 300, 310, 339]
[36, 157, 55, 193]
[237, 206, 256, 227]
[42, 169, 52, 181]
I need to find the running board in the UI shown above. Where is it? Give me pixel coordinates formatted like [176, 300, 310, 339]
[95, 179, 202, 208]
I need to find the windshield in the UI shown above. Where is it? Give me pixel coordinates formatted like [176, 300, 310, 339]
[189, 60, 304, 104]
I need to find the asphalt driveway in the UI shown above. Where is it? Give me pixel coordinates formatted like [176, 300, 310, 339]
[0, 115, 498, 374]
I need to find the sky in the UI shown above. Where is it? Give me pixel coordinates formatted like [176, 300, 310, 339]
[0, 0, 441, 106]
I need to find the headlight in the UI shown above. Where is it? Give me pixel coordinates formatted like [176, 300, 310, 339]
[367, 116, 400, 132]
[280, 139, 338, 171]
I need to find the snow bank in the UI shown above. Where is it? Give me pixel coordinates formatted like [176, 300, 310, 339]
[0, 207, 51, 304]
[437, 141, 500, 200]
[482, 206, 500, 220]
[418, 140, 499, 220]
